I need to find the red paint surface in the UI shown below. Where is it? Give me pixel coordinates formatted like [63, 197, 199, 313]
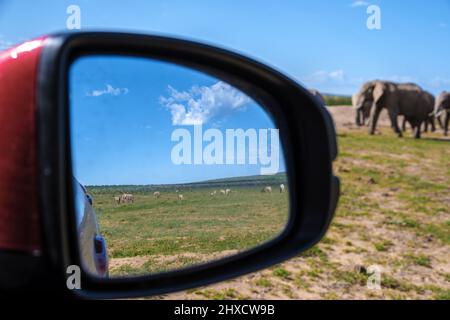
[0, 38, 46, 253]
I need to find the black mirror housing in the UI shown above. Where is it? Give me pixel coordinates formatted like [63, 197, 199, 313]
[37, 32, 339, 299]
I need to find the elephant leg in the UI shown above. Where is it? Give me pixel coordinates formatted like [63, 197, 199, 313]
[388, 109, 402, 137]
[414, 122, 422, 139]
[355, 110, 361, 126]
[424, 120, 428, 133]
[430, 117, 436, 132]
[369, 107, 382, 135]
[436, 115, 443, 129]
[423, 120, 428, 132]
[402, 117, 407, 132]
[444, 112, 450, 136]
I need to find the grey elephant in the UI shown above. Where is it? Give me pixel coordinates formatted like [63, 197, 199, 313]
[434, 91, 450, 136]
[354, 81, 434, 138]
[309, 89, 325, 106]
[401, 91, 436, 133]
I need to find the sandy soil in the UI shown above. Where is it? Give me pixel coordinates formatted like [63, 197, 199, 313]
[327, 106, 391, 129]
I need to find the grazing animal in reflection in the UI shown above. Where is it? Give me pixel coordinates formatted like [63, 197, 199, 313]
[178, 194, 184, 201]
[279, 184, 285, 193]
[210, 190, 217, 196]
[225, 188, 231, 196]
[114, 196, 120, 204]
[153, 191, 161, 199]
[120, 193, 134, 203]
[262, 186, 272, 193]
[220, 189, 226, 195]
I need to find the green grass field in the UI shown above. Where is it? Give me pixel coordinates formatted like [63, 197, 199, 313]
[87, 181, 289, 275]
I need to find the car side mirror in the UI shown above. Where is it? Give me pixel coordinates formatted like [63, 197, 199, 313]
[35, 32, 339, 299]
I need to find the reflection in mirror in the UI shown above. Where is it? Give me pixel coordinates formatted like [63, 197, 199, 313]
[70, 55, 289, 278]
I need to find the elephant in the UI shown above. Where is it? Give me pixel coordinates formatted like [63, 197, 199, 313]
[309, 89, 325, 106]
[416, 91, 436, 135]
[434, 91, 450, 136]
[354, 81, 434, 138]
[401, 91, 436, 134]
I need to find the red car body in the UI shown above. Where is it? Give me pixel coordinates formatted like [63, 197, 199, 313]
[0, 39, 108, 277]
[0, 38, 46, 253]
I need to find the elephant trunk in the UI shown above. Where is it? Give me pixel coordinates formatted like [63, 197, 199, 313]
[355, 108, 363, 126]
[434, 109, 444, 117]
[432, 101, 445, 118]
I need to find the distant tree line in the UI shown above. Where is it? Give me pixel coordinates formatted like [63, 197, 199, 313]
[324, 95, 352, 106]
[86, 172, 288, 195]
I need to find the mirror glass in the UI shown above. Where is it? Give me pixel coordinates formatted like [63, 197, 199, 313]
[69, 55, 289, 278]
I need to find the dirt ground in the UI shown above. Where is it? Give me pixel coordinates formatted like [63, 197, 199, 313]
[142, 106, 450, 300]
[328, 106, 391, 129]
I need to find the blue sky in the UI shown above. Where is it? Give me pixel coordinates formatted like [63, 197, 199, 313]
[1, 1, 449, 184]
[1, 1, 449, 95]
[70, 56, 282, 185]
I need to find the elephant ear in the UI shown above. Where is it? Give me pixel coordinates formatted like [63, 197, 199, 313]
[355, 81, 375, 107]
[373, 82, 387, 105]
[444, 93, 450, 109]
[351, 94, 357, 107]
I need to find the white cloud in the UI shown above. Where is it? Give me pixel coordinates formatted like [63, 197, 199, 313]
[383, 75, 417, 83]
[439, 22, 447, 28]
[350, 1, 369, 7]
[160, 81, 251, 126]
[327, 70, 345, 81]
[87, 84, 129, 97]
[298, 70, 426, 96]
[302, 69, 345, 84]
[302, 70, 418, 88]
[298, 69, 359, 95]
